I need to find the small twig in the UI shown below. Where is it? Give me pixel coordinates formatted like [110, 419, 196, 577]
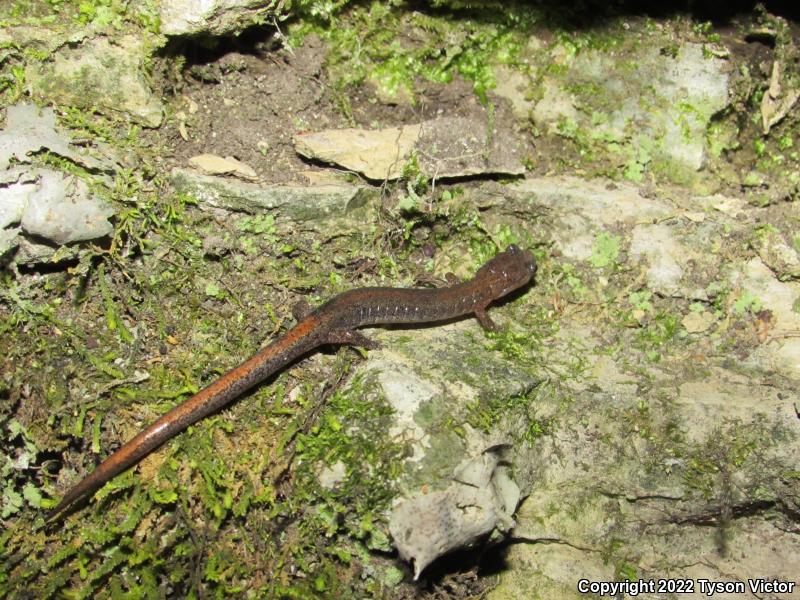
[766, 330, 800, 343]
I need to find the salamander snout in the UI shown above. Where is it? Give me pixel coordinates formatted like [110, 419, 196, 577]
[507, 245, 537, 279]
[504, 246, 536, 288]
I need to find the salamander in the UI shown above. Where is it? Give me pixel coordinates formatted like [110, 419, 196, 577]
[47, 245, 536, 520]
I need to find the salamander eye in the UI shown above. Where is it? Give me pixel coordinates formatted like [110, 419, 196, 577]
[507, 244, 519, 253]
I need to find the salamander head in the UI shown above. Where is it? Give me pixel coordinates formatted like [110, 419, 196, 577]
[475, 244, 537, 301]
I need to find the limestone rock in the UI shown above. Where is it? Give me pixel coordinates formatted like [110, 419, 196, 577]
[26, 36, 163, 127]
[294, 116, 525, 181]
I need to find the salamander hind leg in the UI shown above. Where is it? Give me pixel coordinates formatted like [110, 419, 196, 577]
[325, 329, 382, 350]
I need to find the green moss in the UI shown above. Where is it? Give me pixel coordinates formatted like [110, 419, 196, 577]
[628, 290, 653, 313]
[636, 312, 680, 362]
[292, 1, 536, 105]
[0, 0, 162, 32]
[0, 64, 26, 103]
[731, 290, 762, 315]
[681, 419, 762, 500]
[589, 232, 621, 269]
[553, 26, 622, 56]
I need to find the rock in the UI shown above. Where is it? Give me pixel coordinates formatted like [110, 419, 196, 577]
[415, 116, 525, 179]
[755, 228, 800, 280]
[20, 169, 114, 245]
[294, 125, 421, 181]
[629, 223, 689, 297]
[188, 154, 258, 180]
[532, 78, 579, 132]
[14, 237, 61, 263]
[0, 104, 117, 259]
[346, 318, 541, 578]
[0, 24, 87, 61]
[389, 446, 518, 579]
[294, 116, 525, 181]
[0, 169, 36, 256]
[511, 174, 800, 388]
[492, 65, 536, 120]
[732, 258, 800, 379]
[0, 227, 21, 257]
[511, 176, 671, 262]
[368, 357, 439, 463]
[705, 193, 749, 218]
[532, 40, 730, 179]
[628, 220, 722, 300]
[682, 310, 715, 333]
[676, 370, 791, 442]
[491, 340, 799, 599]
[170, 167, 373, 222]
[1, 167, 113, 257]
[513, 177, 726, 300]
[318, 460, 347, 490]
[0, 104, 104, 171]
[0, 169, 34, 230]
[654, 43, 729, 170]
[26, 35, 163, 127]
[159, 0, 281, 36]
[761, 59, 800, 134]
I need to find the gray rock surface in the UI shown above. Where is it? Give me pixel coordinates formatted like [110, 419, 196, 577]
[20, 170, 114, 245]
[159, 0, 280, 36]
[0, 104, 103, 171]
[26, 36, 163, 127]
[356, 175, 800, 586]
[531, 40, 730, 180]
[170, 167, 375, 223]
[294, 116, 525, 181]
[0, 105, 115, 257]
[389, 446, 518, 579]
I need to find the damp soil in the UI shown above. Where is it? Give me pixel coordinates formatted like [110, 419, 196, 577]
[148, 32, 536, 188]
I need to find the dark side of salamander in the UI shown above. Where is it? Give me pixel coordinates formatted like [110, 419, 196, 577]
[46, 246, 536, 521]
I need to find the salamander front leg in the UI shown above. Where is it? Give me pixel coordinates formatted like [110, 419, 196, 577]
[325, 330, 382, 350]
[474, 306, 500, 332]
